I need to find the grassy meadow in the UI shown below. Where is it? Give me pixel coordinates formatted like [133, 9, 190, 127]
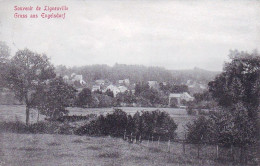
[0, 132, 240, 166]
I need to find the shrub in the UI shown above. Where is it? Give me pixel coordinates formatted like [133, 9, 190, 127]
[186, 116, 215, 144]
[0, 121, 74, 134]
[75, 109, 177, 140]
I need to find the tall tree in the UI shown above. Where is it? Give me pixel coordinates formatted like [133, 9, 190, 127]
[208, 50, 260, 152]
[76, 88, 92, 107]
[209, 50, 260, 118]
[5, 49, 56, 125]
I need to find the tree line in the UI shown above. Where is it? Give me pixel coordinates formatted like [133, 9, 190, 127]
[186, 50, 260, 163]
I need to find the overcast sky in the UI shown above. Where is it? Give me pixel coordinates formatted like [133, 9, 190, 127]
[0, 0, 259, 71]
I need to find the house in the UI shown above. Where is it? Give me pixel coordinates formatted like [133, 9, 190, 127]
[105, 84, 120, 97]
[118, 80, 124, 84]
[92, 85, 101, 92]
[148, 81, 159, 89]
[95, 79, 105, 85]
[118, 86, 128, 93]
[118, 79, 130, 86]
[124, 79, 130, 86]
[71, 73, 76, 78]
[168, 92, 194, 106]
[71, 74, 86, 85]
[63, 75, 69, 81]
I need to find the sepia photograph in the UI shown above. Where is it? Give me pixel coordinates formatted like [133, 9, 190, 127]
[0, 0, 259, 165]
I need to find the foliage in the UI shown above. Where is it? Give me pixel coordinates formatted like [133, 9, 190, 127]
[31, 77, 76, 120]
[208, 50, 260, 114]
[104, 89, 114, 98]
[188, 50, 260, 148]
[159, 83, 189, 94]
[0, 121, 74, 134]
[75, 109, 177, 140]
[4, 49, 56, 124]
[134, 82, 168, 106]
[0, 41, 11, 87]
[75, 88, 92, 107]
[0, 41, 10, 64]
[115, 91, 136, 106]
[186, 116, 215, 144]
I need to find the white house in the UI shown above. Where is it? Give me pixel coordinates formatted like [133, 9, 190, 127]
[92, 85, 101, 92]
[71, 74, 86, 85]
[63, 75, 69, 81]
[105, 84, 120, 97]
[95, 79, 105, 85]
[148, 81, 159, 89]
[118, 86, 128, 93]
[118, 79, 130, 86]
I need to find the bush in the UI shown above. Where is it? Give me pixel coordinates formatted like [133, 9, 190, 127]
[186, 116, 215, 144]
[0, 121, 75, 134]
[75, 109, 177, 140]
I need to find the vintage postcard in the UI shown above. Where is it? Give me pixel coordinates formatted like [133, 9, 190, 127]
[0, 0, 259, 165]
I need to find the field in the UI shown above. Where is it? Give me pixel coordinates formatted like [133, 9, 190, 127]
[0, 132, 237, 166]
[0, 105, 258, 165]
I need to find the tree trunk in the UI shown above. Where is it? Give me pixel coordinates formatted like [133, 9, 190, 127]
[26, 105, 30, 125]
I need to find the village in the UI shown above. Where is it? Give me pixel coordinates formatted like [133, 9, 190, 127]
[62, 72, 195, 108]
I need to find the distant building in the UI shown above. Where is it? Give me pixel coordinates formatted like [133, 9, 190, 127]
[95, 79, 105, 85]
[63, 75, 69, 81]
[71, 73, 76, 78]
[118, 86, 128, 93]
[71, 74, 86, 85]
[92, 85, 101, 92]
[124, 79, 130, 85]
[118, 79, 130, 86]
[169, 92, 194, 106]
[148, 81, 159, 89]
[105, 84, 120, 97]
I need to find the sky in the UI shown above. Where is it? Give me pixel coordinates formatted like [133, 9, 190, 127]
[0, 0, 259, 71]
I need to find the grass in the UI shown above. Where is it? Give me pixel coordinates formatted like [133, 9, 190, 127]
[46, 142, 61, 146]
[98, 151, 120, 158]
[86, 145, 102, 150]
[148, 147, 162, 153]
[72, 139, 84, 143]
[1, 132, 256, 166]
[0, 105, 258, 165]
[18, 147, 44, 152]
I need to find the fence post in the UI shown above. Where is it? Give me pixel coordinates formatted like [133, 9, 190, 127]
[124, 130, 126, 140]
[183, 141, 186, 154]
[167, 139, 171, 152]
[240, 146, 243, 164]
[197, 144, 200, 158]
[157, 136, 160, 147]
[147, 136, 150, 147]
[216, 144, 219, 159]
[183, 133, 186, 154]
[134, 136, 136, 144]
[231, 144, 234, 161]
[139, 135, 142, 143]
[152, 135, 154, 144]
